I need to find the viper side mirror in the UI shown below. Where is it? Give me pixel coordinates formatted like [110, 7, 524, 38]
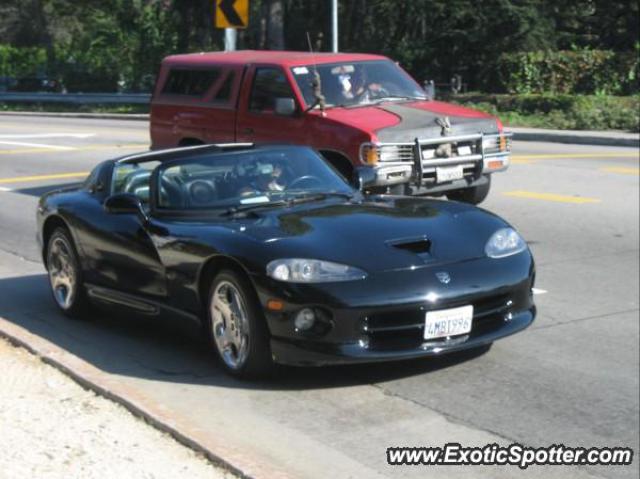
[104, 193, 148, 222]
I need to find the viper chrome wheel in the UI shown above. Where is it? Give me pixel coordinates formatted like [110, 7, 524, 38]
[210, 280, 251, 370]
[47, 236, 77, 310]
[45, 228, 89, 319]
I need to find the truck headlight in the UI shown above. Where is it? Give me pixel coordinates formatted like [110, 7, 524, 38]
[485, 228, 527, 258]
[360, 143, 411, 164]
[360, 143, 380, 165]
[482, 134, 509, 153]
[267, 259, 367, 283]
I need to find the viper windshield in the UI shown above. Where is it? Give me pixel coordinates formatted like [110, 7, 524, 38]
[292, 60, 426, 108]
[155, 146, 355, 212]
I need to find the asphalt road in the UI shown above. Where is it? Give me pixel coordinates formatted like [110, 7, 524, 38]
[0, 115, 638, 479]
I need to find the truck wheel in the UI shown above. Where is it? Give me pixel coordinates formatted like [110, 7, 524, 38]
[179, 138, 204, 147]
[320, 152, 353, 182]
[447, 175, 491, 205]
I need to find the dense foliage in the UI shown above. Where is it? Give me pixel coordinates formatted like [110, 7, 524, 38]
[455, 93, 640, 132]
[0, 45, 46, 79]
[0, 0, 637, 93]
[494, 49, 639, 95]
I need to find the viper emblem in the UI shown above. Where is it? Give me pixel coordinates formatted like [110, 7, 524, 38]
[435, 271, 451, 284]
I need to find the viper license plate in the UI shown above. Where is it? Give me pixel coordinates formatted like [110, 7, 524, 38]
[436, 165, 464, 183]
[424, 305, 473, 340]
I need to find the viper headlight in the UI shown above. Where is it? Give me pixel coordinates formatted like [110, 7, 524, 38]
[267, 259, 367, 283]
[485, 228, 527, 258]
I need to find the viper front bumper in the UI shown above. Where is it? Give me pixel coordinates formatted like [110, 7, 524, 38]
[270, 308, 534, 366]
[255, 252, 535, 366]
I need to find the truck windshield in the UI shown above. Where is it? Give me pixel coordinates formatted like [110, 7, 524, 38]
[291, 60, 426, 108]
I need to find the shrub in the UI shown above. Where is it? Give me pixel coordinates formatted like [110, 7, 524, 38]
[495, 50, 639, 95]
[0, 45, 47, 78]
[454, 94, 640, 132]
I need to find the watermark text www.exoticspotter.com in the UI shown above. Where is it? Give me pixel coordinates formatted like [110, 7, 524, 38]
[387, 443, 634, 469]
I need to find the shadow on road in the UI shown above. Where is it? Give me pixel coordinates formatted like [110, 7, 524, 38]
[0, 273, 490, 391]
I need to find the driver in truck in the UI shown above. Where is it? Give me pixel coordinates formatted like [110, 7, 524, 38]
[338, 65, 384, 104]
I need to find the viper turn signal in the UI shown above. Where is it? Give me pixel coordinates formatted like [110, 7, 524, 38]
[266, 299, 284, 311]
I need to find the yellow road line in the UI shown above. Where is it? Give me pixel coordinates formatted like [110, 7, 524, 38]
[0, 143, 147, 155]
[503, 190, 601, 204]
[0, 148, 68, 155]
[512, 152, 639, 161]
[0, 172, 89, 184]
[511, 159, 534, 164]
[600, 167, 640, 176]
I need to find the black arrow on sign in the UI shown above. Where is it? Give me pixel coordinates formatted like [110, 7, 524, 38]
[219, 0, 244, 27]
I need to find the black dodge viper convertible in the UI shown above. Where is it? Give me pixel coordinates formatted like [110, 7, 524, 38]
[37, 144, 535, 377]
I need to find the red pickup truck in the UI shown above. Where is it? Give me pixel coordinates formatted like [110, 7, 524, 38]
[150, 50, 511, 203]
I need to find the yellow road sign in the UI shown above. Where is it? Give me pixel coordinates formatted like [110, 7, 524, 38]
[216, 0, 248, 29]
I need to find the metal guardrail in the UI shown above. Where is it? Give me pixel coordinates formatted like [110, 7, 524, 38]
[0, 92, 151, 104]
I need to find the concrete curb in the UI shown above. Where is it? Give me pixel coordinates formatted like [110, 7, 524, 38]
[0, 316, 290, 479]
[2, 111, 638, 147]
[511, 131, 639, 148]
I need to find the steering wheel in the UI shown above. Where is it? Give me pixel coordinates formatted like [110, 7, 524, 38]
[160, 175, 185, 208]
[188, 180, 217, 206]
[288, 175, 323, 190]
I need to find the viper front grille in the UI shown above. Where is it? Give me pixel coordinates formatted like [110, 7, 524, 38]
[362, 293, 512, 350]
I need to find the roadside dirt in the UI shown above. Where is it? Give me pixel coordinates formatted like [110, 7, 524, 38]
[0, 338, 235, 479]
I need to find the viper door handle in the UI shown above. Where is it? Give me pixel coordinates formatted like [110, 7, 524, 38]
[242, 127, 254, 134]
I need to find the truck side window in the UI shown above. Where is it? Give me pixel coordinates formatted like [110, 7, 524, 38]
[212, 71, 235, 103]
[162, 69, 220, 97]
[249, 68, 294, 112]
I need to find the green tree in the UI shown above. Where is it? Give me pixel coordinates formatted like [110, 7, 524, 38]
[1, 0, 637, 92]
